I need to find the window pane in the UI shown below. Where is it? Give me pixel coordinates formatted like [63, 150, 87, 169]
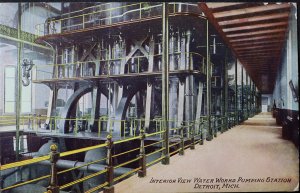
[5, 78, 15, 99]
[5, 101, 15, 113]
[22, 85, 31, 101]
[21, 84, 32, 113]
[21, 101, 31, 113]
[5, 67, 15, 78]
[4, 67, 16, 113]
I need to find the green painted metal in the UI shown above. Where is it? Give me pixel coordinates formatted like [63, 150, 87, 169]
[15, 2, 22, 160]
[241, 66, 244, 122]
[235, 59, 238, 125]
[245, 72, 248, 120]
[253, 82, 255, 115]
[224, 49, 228, 132]
[206, 20, 212, 141]
[0, 24, 37, 43]
[250, 80, 252, 116]
[161, 2, 170, 165]
[0, 24, 51, 50]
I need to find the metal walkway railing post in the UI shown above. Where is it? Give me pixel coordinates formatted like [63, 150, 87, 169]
[199, 119, 204, 145]
[190, 122, 195, 150]
[46, 144, 60, 193]
[138, 129, 146, 177]
[179, 122, 184, 155]
[104, 135, 114, 193]
[213, 116, 217, 138]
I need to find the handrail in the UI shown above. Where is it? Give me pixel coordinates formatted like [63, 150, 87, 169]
[35, 2, 202, 36]
[0, 114, 238, 193]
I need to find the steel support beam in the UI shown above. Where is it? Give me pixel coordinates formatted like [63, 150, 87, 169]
[195, 80, 203, 142]
[241, 66, 244, 122]
[144, 82, 152, 131]
[224, 50, 228, 131]
[89, 59, 101, 131]
[249, 79, 252, 117]
[213, 3, 291, 19]
[227, 28, 286, 38]
[0, 23, 51, 50]
[144, 39, 155, 130]
[253, 83, 255, 114]
[15, 2, 22, 159]
[169, 79, 178, 130]
[161, 2, 170, 165]
[229, 33, 285, 43]
[219, 12, 290, 26]
[206, 20, 212, 141]
[185, 75, 194, 138]
[223, 21, 287, 33]
[245, 72, 249, 120]
[45, 45, 59, 126]
[177, 81, 185, 128]
[90, 85, 101, 132]
[45, 86, 58, 126]
[235, 59, 238, 125]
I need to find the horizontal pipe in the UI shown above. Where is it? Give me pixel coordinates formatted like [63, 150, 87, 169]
[0, 33, 51, 50]
[39, 159, 131, 175]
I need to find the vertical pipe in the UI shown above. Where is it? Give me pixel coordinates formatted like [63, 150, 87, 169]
[224, 49, 228, 131]
[162, 2, 170, 165]
[206, 20, 212, 141]
[246, 72, 248, 119]
[254, 83, 257, 114]
[252, 81, 255, 115]
[234, 59, 238, 125]
[249, 78, 252, 117]
[254, 84, 256, 113]
[241, 66, 244, 122]
[16, 2, 22, 159]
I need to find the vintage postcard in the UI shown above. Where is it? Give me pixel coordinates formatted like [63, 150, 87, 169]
[0, 2, 298, 193]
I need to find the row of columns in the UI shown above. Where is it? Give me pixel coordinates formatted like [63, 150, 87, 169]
[235, 61, 259, 124]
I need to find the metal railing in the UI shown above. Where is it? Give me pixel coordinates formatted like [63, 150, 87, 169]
[0, 116, 211, 193]
[0, 114, 47, 130]
[0, 115, 205, 139]
[35, 2, 202, 36]
[0, 112, 248, 193]
[0, 112, 251, 193]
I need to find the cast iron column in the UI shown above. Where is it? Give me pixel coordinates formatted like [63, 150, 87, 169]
[162, 2, 170, 165]
[15, 2, 22, 159]
[234, 59, 238, 125]
[224, 50, 228, 131]
[206, 20, 212, 141]
[245, 72, 248, 120]
[241, 66, 244, 122]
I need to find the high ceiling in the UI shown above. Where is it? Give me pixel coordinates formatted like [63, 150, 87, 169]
[198, 2, 291, 94]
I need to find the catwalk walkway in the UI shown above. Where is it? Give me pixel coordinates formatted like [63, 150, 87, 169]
[109, 113, 299, 192]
